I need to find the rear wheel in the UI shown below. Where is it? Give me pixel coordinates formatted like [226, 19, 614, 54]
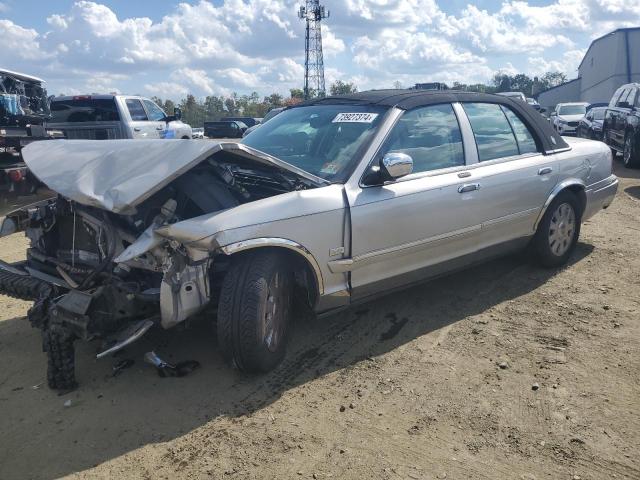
[217, 251, 292, 373]
[532, 191, 581, 268]
[623, 134, 640, 168]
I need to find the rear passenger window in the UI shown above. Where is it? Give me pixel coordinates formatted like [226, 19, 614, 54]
[501, 107, 539, 154]
[463, 103, 519, 161]
[126, 99, 148, 121]
[380, 104, 464, 173]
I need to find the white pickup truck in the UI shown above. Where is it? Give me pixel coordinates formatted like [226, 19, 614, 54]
[48, 95, 192, 140]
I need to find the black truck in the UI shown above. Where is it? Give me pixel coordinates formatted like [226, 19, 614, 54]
[603, 82, 640, 168]
[0, 68, 59, 216]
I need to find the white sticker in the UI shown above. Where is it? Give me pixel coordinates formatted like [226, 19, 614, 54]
[332, 112, 379, 123]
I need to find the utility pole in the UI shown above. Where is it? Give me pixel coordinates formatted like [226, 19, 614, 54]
[298, 1, 329, 99]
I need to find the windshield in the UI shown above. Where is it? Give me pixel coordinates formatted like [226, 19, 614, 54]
[50, 98, 120, 123]
[242, 105, 388, 181]
[558, 105, 586, 116]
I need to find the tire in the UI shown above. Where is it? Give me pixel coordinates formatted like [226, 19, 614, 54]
[217, 251, 293, 373]
[623, 133, 640, 168]
[532, 191, 581, 268]
[43, 327, 77, 391]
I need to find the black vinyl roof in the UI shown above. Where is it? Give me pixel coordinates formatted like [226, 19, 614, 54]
[301, 89, 569, 154]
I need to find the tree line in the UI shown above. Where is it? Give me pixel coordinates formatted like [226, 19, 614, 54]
[153, 72, 565, 128]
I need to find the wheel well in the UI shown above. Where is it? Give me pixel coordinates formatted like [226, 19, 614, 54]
[181, 136, 190, 139]
[217, 246, 320, 308]
[565, 185, 587, 217]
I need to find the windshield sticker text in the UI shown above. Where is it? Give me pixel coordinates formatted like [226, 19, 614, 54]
[332, 113, 379, 123]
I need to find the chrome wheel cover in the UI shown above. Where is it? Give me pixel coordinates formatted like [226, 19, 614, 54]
[261, 271, 289, 353]
[548, 202, 576, 257]
[624, 136, 632, 164]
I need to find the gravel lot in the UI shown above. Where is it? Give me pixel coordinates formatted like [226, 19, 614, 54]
[0, 161, 638, 480]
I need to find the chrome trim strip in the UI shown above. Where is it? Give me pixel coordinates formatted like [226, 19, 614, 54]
[482, 207, 540, 227]
[533, 178, 586, 230]
[220, 237, 325, 295]
[328, 224, 481, 273]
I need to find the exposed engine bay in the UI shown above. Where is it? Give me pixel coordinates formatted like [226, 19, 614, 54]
[0, 145, 319, 390]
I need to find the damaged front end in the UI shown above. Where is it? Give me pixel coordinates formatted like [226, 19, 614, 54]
[0, 140, 324, 390]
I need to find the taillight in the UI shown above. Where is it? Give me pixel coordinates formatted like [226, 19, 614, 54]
[72, 95, 92, 100]
[8, 169, 25, 182]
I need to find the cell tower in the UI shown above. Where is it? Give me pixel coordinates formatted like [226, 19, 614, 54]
[298, 1, 330, 99]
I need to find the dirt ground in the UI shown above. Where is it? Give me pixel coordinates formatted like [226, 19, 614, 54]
[0, 162, 638, 480]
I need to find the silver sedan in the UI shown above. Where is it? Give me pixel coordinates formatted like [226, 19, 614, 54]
[1, 90, 618, 389]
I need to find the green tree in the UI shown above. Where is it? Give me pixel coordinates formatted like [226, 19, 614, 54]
[540, 71, 567, 89]
[290, 88, 305, 100]
[329, 80, 358, 96]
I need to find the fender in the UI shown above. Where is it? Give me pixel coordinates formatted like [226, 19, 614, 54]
[533, 179, 586, 231]
[219, 237, 324, 295]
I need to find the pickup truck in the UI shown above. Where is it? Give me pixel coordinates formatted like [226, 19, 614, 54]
[0, 68, 60, 216]
[603, 82, 640, 168]
[48, 95, 192, 140]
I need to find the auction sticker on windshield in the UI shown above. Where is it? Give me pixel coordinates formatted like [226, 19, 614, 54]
[332, 113, 379, 123]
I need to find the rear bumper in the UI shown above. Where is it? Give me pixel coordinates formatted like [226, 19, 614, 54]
[584, 175, 618, 220]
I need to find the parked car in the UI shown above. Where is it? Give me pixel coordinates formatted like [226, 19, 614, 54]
[550, 102, 589, 136]
[242, 107, 285, 138]
[497, 91, 527, 102]
[0, 90, 617, 390]
[526, 97, 542, 111]
[221, 116, 261, 128]
[48, 95, 192, 140]
[191, 127, 205, 139]
[204, 120, 247, 138]
[577, 107, 606, 141]
[603, 83, 640, 168]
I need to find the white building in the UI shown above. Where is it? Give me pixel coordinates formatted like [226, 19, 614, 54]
[537, 27, 640, 112]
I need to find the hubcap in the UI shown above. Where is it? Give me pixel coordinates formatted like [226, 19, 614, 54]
[261, 271, 289, 353]
[624, 137, 632, 164]
[548, 203, 576, 257]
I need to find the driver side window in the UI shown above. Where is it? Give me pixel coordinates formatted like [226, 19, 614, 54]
[378, 104, 465, 174]
[143, 100, 167, 121]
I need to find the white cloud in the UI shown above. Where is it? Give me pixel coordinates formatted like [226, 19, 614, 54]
[2, 0, 640, 99]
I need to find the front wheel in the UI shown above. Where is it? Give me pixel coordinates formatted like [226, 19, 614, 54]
[217, 251, 292, 373]
[532, 191, 581, 268]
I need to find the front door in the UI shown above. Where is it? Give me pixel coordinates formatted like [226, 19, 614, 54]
[346, 103, 484, 299]
[125, 98, 163, 139]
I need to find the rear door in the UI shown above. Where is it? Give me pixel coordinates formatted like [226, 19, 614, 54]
[125, 98, 159, 139]
[458, 102, 558, 242]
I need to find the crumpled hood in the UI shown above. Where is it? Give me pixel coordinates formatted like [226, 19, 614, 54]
[21, 139, 326, 214]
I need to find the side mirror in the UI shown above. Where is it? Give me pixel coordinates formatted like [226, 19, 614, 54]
[380, 152, 413, 181]
[173, 107, 182, 120]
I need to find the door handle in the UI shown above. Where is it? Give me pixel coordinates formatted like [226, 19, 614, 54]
[458, 183, 480, 193]
[156, 126, 164, 131]
[538, 167, 553, 175]
[133, 127, 141, 132]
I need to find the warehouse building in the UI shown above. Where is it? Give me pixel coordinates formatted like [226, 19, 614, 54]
[537, 27, 640, 112]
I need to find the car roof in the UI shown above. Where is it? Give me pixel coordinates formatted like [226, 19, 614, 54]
[303, 89, 538, 110]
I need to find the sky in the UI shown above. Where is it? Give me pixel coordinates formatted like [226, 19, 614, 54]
[1, 0, 639, 100]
